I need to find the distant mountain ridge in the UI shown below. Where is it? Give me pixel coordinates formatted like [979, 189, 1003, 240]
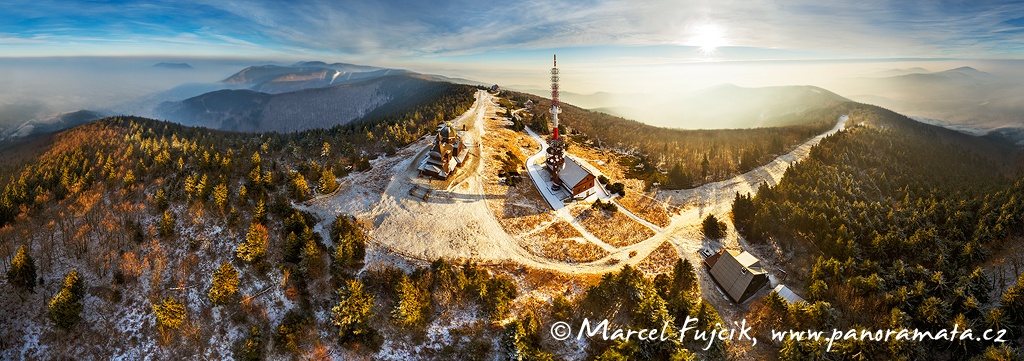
[155, 74, 452, 133]
[153, 62, 193, 69]
[884, 66, 993, 85]
[517, 84, 848, 129]
[149, 60, 494, 133]
[0, 110, 105, 142]
[223, 63, 388, 85]
[841, 65, 1024, 143]
[665, 84, 849, 128]
[865, 67, 930, 77]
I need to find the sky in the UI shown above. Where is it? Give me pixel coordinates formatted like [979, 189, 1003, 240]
[3, 0, 1023, 62]
[2, 0, 1024, 128]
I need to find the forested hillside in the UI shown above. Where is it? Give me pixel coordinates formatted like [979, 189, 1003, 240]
[733, 103, 1024, 359]
[508, 91, 840, 189]
[0, 84, 475, 359]
[155, 75, 457, 133]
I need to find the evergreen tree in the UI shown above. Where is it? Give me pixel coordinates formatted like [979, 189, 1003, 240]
[501, 312, 554, 360]
[392, 275, 427, 328]
[701, 214, 727, 239]
[274, 310, 309, 354]
[300, 238, 323, 277]
[331, 278, 375, 342]
[280, 231, 301, 265]
[321, 142, 331, 158]
[972, 345, 1021, 361]
[213, 182, 229, 210]
[253, 198, 267, 225]
[236, 325, 262, 361]
[248, 165, 263, 186]
[153, 297, 186, 330]
[483, 277, 517, 321]
[154, 188, 168, 211]
[1000, 273, 1024, 335]
[122, 170, 135, 188]
[197, 174, 210, 200]
[730, 192, 755, 232]
[700, 154, 710, 180]
[237, 223, 269, 263]
[289, 172, 309, 200]
[7, 245, 36, 293]
[208, 262, 239, 305]
[331, 215, 366, 272]
[667, 162, 692, 188]
[158, 210, 175, 238]
[47, 270, 85, 330]
[317, 169, 339, 194]
[551, 295, 573, 322]
[671, 259, 698, 296]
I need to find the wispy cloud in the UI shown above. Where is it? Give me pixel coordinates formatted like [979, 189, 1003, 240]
[0, 0, 1022, 60]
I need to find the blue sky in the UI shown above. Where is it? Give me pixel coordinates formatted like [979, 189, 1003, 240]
[2, 0, 1023, 65]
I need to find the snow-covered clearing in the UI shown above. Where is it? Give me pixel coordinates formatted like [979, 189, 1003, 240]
[304, 91, 849, 296]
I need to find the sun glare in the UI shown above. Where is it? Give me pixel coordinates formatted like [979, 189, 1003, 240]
[690, 23, 726, 56]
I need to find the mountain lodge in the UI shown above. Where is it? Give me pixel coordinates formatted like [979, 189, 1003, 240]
[417, 122, 467, 180]
[558, 157, 597, 198]
[705, 249, 769, 303]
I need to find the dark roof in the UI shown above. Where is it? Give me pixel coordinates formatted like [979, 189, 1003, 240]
[704, 250, 724, 269]
[419, 162, 445, 177]
[418, 122, 467, 179]
[709, 250, 766, 302]
[773, 284, 805, 304]
[559, 157, 593, 190]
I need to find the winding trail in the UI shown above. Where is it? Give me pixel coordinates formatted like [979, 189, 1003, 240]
[303, 90, 848, 277]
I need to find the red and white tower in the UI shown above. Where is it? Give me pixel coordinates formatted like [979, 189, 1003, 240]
[545, 54, 566, 190]
[550, 54, 561, 139]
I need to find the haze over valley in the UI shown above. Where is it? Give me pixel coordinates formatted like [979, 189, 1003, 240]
[2, 1, 1024, 360]
[4, 56, 1024, 143]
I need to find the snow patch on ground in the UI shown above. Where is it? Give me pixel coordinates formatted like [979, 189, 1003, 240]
[305, 93, 850, 283]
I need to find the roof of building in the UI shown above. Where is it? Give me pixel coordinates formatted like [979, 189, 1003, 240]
[559, 156, 594, 190]
[734, 252, 761, 269]
[709, 249, 766, 302]
[703, 250, 723, 269]
[773, 284, 805, 304]
[417, 122, 465, 179]
[454, 146, 468, 164]
[417, 159, 447, 178]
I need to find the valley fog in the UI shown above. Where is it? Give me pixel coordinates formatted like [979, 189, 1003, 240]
[420, 58, 1024, 132]
[0, 57, 249, 125]
[2, 56, 1024, 135]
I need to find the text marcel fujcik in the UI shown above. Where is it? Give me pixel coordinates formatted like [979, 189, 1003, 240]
[555, 317, 1009, 352]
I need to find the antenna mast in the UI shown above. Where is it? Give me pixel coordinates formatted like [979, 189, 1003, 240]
[545, 54, 566, 191]
[550, 54, 561, 139]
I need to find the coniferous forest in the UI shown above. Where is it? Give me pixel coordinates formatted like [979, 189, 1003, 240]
[0, 83, 478, 358]
[1, 82, 1023, 360]
[4, 1, 1024, 360]
[734, 103, 1024, 359]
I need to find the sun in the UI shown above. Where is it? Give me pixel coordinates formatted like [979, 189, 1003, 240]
[690, 23, 726, 56]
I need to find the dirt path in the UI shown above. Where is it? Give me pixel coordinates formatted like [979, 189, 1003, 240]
[304, 91, 619, 273]
[304, 91, 848, 280]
